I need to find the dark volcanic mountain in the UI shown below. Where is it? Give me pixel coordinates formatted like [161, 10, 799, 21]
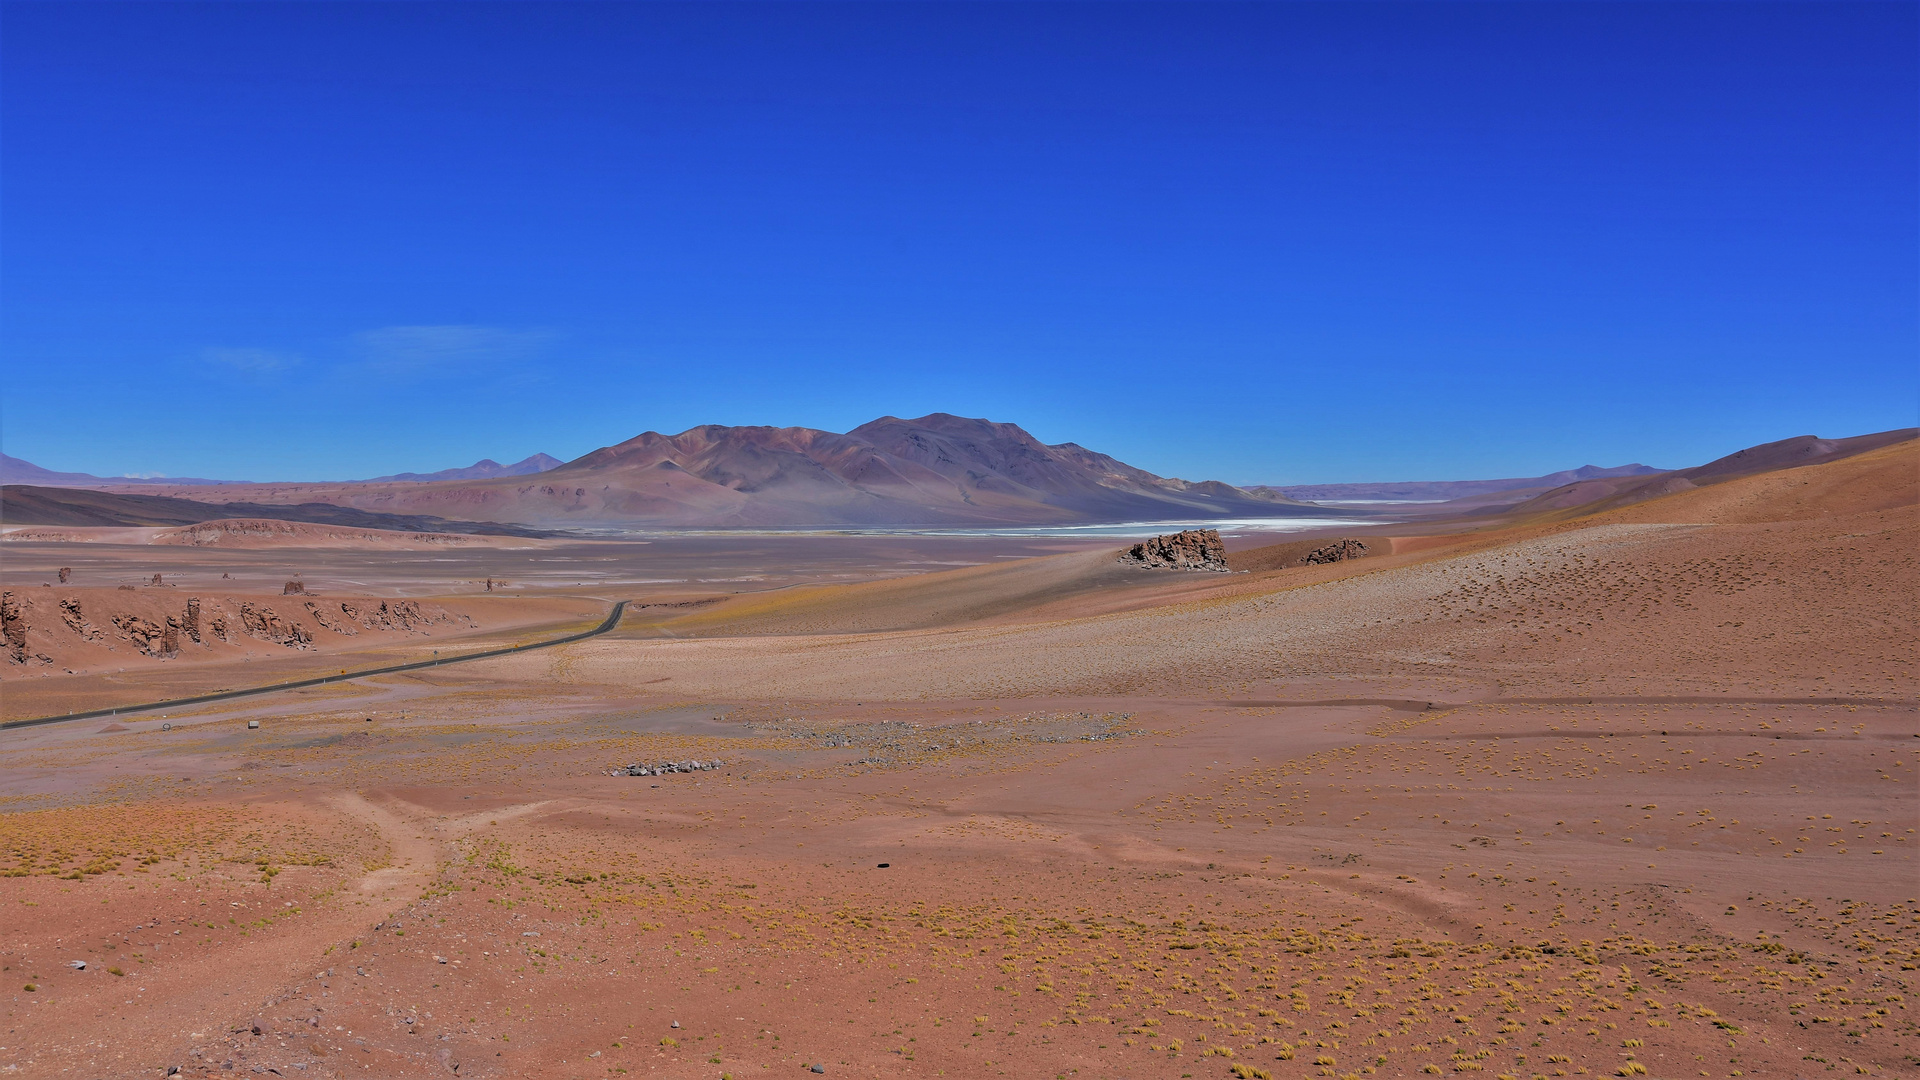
[527, 413, 1305, 526]
[0, 485, 548, 536]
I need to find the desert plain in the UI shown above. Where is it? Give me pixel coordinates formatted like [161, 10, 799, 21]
[0, 439, 1915, 1080]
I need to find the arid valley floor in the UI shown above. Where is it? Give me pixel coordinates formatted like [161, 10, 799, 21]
[1, 441, 1915, 1080]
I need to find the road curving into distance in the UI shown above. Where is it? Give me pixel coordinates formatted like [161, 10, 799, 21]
[1, 599, 630, 732]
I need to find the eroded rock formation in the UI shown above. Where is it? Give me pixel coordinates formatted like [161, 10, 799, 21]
[339, 599, 445, 633]
[238, 603, 314, 647]
[1303, 539, 1370, 565]
[184, 597, 202, 643]
[2, 592, 26, 664]
[59, 597, 103, 641]
[1119, 529, 1229, 572]
[304, 601, 359, 636]
[112, 613, 169, 656]
[283, 580, 306, 595]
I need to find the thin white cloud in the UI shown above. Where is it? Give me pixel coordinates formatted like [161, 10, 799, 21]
[202, 346, 297, 375]
[350, 324, 554, 379]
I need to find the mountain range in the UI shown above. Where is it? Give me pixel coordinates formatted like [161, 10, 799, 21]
[361, 454, 564, 483]
[7, 418, 1912, 532]
[1271, 464, 1665, 504]
[0, 451, 565, 488]
[0, 453, 232, 487]
[127, 414, 1308, 528]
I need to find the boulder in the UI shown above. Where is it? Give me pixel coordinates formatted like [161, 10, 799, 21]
[1302, 539, 1370, 565]
[1118, 529, 1229, 572]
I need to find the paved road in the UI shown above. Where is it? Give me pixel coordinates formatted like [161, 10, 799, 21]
[1, 600, 630, 732]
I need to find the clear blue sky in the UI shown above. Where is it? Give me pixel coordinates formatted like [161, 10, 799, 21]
[3, 2, 1914, 484]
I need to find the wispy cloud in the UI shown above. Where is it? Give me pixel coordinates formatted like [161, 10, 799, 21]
[202, 346, 298, 375]
[349, 324, 554, 379]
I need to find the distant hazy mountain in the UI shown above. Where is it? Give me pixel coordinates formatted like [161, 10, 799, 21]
[1502, 429, 1918, 516]
[1268, 464, 1666, 504]
[0, 453, 231, 487]
[363, 453, 563, 483]
[0, 451, 563, 487]
[8, 425, 1911, 533]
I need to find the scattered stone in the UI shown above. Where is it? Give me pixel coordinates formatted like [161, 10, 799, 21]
[69, 960, 86, 970]
[811, 1065, 826, 1074]
[623, 759, 725, 776]
[1302, 538, 1369, 565]
[669, 1020, 680, 1029]
[1118, 529, 1228, 572]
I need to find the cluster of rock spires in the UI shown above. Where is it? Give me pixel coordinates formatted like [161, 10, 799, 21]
[1118, 529, 1230, 572]
[1, 589, 467, 665]
[618, 760, 725, 777]
[1302, 538, 1369, 565]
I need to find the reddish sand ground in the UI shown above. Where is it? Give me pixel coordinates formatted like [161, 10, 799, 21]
[1, 442, 1914, 1080]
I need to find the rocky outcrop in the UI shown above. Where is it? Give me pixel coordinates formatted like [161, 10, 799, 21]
[112, 613, 170, 656]
[184, 597, 202, 643]
[1119, 529, 1229, 572]
[283, 580, 306, 595]
[57, 567, 71, 584]
[304, 601, 359, 636]
[237, 603, 313, 648]
[2, 592, 26, 664]
[60, 597, 103, 641]
[1302, 539, 1369, 565]
[339, 599, 447, 633]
